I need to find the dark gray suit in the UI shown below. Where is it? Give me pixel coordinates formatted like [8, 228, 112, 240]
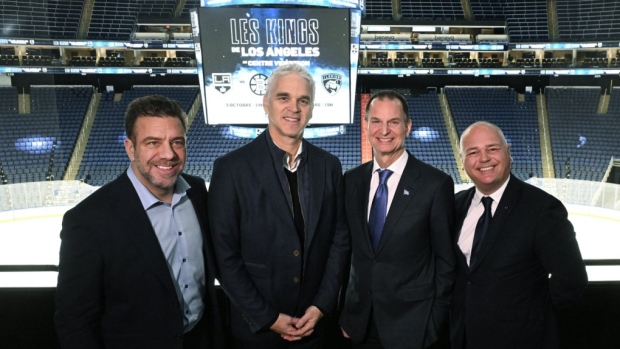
[208, 131, 349, 346]
[340, 153, 456, 349]
[451, 175, 588, 349]
[55, 172, 223, 349]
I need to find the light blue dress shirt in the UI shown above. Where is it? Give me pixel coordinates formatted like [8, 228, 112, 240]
[127, 167, 206, 333]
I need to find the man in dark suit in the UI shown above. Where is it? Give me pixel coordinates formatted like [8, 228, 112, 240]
[340, 90, 456, 349]
[208, 63, 349, 348]
[451, 121, 588, 348]
[55, 95, 223, 349]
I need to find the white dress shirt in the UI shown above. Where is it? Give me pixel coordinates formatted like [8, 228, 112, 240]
[273, 140, 303, 172]
[367, 151, 409, 221]
[458, 176, 510, 265]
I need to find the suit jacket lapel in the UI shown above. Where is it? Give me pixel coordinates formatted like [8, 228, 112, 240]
[455, 188, 476, 271]
[185, 178, 218, 287]
[248, 134, 296, 225]
[185, 184, 206, 236]
[455, 188, 475, 239]
[470, 175, 519, 273]
[304, 146, 325, 246]
[116, 173, 178, 292]
[354, 162, 374, 254]
[375, 154, 421, 255]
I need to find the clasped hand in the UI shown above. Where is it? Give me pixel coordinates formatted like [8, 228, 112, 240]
[270, 305, 323, 341]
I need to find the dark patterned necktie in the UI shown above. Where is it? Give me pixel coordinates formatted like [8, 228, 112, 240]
[470, 196, 493, 267]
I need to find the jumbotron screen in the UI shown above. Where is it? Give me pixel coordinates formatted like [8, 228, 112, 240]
[191, 7, 360, 125]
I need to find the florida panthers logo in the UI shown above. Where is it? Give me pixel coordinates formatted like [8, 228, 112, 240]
[322, 74, 342, 96]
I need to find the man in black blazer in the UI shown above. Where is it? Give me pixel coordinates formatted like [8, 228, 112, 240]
[208, 64, 349, 348]
[55, 95, 223, 349]
[340, 90, 456, 349]
[451, 121, 588, 348]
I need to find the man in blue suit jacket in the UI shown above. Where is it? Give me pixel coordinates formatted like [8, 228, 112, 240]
[55, 95, 223, 349]
[451, 121, 588, 348]
[208, 64, 349, 348]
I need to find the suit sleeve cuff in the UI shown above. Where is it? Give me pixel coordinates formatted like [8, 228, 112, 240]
[314, 304, 328, 318]
[259, 313, 279, 332]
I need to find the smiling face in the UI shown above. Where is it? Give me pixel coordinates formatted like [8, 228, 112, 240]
[124, 116, 186, 203]
[460, 122, 511, 195]
[263, 72, 313, 145]
[366, 97, 412, 168]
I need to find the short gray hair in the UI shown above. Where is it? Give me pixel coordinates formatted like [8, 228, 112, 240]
[265, 63, 315, 103]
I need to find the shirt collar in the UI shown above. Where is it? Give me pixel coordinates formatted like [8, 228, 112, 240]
[127, 166, 190, 210]
[474, 175, 511, 206]
[265, 129, 305, 171]
[277, 140, 303, 171]
[372, 150, 408, 175]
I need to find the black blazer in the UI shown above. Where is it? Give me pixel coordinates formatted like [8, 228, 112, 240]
[450, 175, 588, 349]
[208, 132, 350, 344]
[55, 172, 223, 349]
[340, 153, 456, 349]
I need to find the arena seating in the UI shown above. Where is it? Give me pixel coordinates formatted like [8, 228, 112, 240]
[478, 58, 502, 68]
[184, 106, 253, 181]
[513, 57, 539, 68]
[31, 86, 94, 181]
[7, 0, 607, 46]
[180, 0, 201, 19]
[453, 58, 478, 68]
[0, 86, 92, 184]
[542, 57, 570, 68]
[0, 86, 18, 112]
[557, 0, 620, 41]
[400, 0, 465, 20]
[307, 98, 362, 173]
[22, 55, 53, 66]
[88, 0, 177, 40]
[3, 86, 619, 186]
[0, 0, 83, 39]
[546, 86, 620, 181]
[363, 0, 393, 19]
[446, 86, 543, 181]
[0, 87, 19, 185]
[421, 58, 444, 68]
[97, 56, 125, 67]
[139, 57, 166, 67]
[581, 57, 609, 68]
[471, 0, 549, 42]
[0, 54, 20, 66]
[403, 90, 462, 183]
[70, 56, 97, 67]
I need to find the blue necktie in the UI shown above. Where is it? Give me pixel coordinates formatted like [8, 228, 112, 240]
[368, 169, 393, 253]
[470, 196, 493, 268]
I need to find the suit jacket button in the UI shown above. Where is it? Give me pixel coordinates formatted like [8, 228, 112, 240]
[293, 250, 300, 257]
[293, 277, 300, 283]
